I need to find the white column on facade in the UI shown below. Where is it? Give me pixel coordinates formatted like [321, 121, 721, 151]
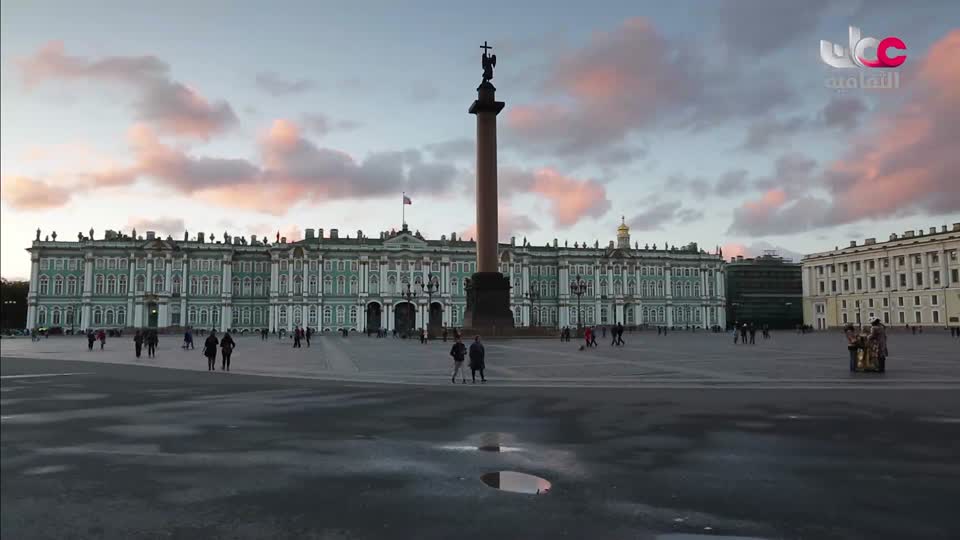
[905, 254, 914, 289]
[268, 304, 276, 332]
[81, 254, 93, 329]
[665, 264, 673, 327]
[522, 263, 530, 297]
[159, 302, 169, 328]
[718, 305, 727, 328]
[164, 256, 172, 296]
[382, 302, 389, 330]
[921, 251, 930, 290]
[615, 304, 624, 324]
[287, 259, 294, 300]
[378, 258, 386, 297]
[145, 257, 154, 294]
[318, 257, 324, 298]
[939, 249, 948, 288]
[444, 303, 452, 326]
[26, 253, 40, 329]
[802, 267, 811, 298]
[179, 256, 188, 327]
[607, 266, 613, 296]
[303, 258, 310, 297]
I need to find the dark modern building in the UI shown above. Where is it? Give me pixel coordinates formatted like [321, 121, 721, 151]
[725, 253, 802, 329]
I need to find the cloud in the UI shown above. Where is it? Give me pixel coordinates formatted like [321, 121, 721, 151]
[740, 116, 808, 151]
[301, 113, 362, 136]
[501, 167, 611, 227]
[504, 18, 795, 159]
[740, 96, 867, 151]
[65, 120, 460, 215]
[460, 205, 539, 242]
[669, 169, 749, 197]
[819, 95, 867, 130]
[126, 217, 185, 236]
[18, 41, 236, 139]
[254, 72, 316, 96]
[728, 30, 960, 235]
[1, 176, 72, 210]
[627, 201, 703, 231]
[713, 0, 830, 54]
[425, 138, 474, 160]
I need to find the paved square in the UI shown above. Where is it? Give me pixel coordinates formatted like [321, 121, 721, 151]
[2, 329, 958, 389]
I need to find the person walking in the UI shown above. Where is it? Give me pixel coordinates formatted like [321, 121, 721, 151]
[442, 328, 448, 342]
[584, 326, 592, 348]
[97, 329, 106, 350]
[616, 322, 625, 346]
[305, 326, 312, 348]
[204, 330, 219, 371]
[220, 331, 235, 371]
[844, 323, 858, 372]
[147, 330, 158, 358]
[469, 336, 486, 383]
[133, 330, 143, 358]
[749, 324, 757, 345]
[87, 330, 96, 351]
[293, 326, 301, 348]
[590, 327, 598, 348]
[449, 337, 467, 384]
[740, 323, 748, 345]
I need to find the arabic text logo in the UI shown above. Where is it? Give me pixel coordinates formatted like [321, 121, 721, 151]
[820, 26, 906, 69]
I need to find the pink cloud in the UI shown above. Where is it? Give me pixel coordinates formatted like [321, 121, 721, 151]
[460, 205, 539, 242]
[501, 167, 611, 227]
[1, 176, 72, 210]
[18, 42, 236, 139]
[728, 30, 960, 235]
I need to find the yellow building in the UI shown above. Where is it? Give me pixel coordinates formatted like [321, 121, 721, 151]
[802, 223, 960, 329]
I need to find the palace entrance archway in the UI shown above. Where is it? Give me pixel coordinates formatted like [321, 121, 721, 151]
[394, 302, 415, 336]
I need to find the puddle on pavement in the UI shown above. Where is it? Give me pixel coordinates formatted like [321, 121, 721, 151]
[98, 424, 201, 437]
[51, 393, 108, 401]
[480, 471, 551, 494]
[919, 416, 960, 424]
[440, 432, 523, 453]
[23, 464, 72, 476]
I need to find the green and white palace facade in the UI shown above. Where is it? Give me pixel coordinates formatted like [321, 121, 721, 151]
[24, 222, 726, 333]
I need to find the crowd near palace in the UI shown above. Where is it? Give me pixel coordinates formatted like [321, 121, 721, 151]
[23, 221, 728, 335]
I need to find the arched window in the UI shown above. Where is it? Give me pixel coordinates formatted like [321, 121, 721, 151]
[254, 277, 264, 296]
[388, 275, 397, 293]
[52, 308, 62, 326]
[656, 282, 663, 297]
[693, 282, 700, 296]
[683, 282, 691, 297]
[211, 279, 220, 296]
[628, 280, 636, 296]
[309, 276, 318, 295]
[95, 275, 104, 294]
[67, 276, 78, 296]
[349, 306, 357, 324]
[201, 277, 210, 296]
[54, 276, 64, 295]
[188, 307, 197, 324]
[369, 275, 379, 294]
[135, 275, 145, 292]
[232, 277, 241, 296]
[337, 276, 346, 295]
[309, 306, 318, 326]
[278, 307, 287, 326]
[451, 277, 459, 296]
[93, 307, 103, 325]
[323, 306, 332, 324]
[172, 276, 181, 295]
[105, 309, 115, 325]
[190, 277, 198, 295]
[658, 306, 665, 322]
[105, 275, 115, 295]
[279, 275, 288, 295]
[294, 276, 302, 295]
[614, 280, 622, 295]
[586, 282, 594, 297]
[336, 305, 345, 324]
[154, 275, 164, 293]
[243, 278, 252, 296]
[119, 275, 128, 295]
[349, 277, 357, 295]
[323, 276, 333, 294]
[65, 307, 75, 326]
[117, 309, 126, 326]
[242, 308, 251, 325]
[254, 308, 263, 325]
[199, 308, 209, 325]
[37, 307, 47, 326]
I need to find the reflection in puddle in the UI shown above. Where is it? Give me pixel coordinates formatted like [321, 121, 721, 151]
[439, 432, 523, 453]
[480, 471, 551, 494]
[23, 464, 71, 476]
[657, 535, 769, 540]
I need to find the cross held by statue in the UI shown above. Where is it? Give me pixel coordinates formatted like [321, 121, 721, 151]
[481, 40, 493, 54]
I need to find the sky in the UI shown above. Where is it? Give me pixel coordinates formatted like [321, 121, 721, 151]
[2, 0, 959, 279]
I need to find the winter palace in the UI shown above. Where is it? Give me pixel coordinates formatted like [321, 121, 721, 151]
[24, 221, 727, 334]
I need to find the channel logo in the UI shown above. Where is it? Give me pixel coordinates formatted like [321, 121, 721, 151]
[820, 26, 906, 69]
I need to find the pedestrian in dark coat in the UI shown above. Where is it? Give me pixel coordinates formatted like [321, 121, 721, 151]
[469, 336, 486, 383]
[133, 330, 143, 358]
[293, 326, 301, 348]
[450, 338, 467, 384]
[97, 329, 106, 349]
[616, 323, 625, 346]
[147, 331, 158, 358]
[87, 330, 96, 350]
[220, 331, 235, 371]
[204, 330, 219, 371]
[305, 327, 312, 347]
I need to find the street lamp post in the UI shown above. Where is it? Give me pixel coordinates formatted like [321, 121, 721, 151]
[569, 275, 587, 329]
[421, 274, 438, 338]
[526, 287, 540, 327]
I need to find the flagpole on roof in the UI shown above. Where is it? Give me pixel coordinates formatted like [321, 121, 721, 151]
[402, 192, 405, 229]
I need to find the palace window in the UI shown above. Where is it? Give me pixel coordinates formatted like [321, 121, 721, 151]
[349, 307, 357, 325]
[96, 258, 105, 269]
[119, 275, 128, 294]
[254, 308, 263, 325]
[154, 275, 164, 292]
[173, 277, 181, 295]
[932, 295, 939, 306]
[188, 307, 197, 324]
[105, 309, 115, 326]
[324, 260, 332, 272]
[106, 275, 116, 295]
[337, 276, 346, 295]
[323, 306, 332, 325]
[309, 276, 318, 295]
[309, 306, 318, 326]
[67, 276, 78, 296]
[294, 260, 302, 273]
[136, 275, 145, 292]
[53, 276, 64, 295]
[232, 277, 241, 296]
[93, 308, 103, 326]
[201, 277, 210, 296]
[324, 276, 333, 294]
[294, 276, 302, 295]
[190, 277, 198, 295]
[279, 275, 288, 295]
[95, 275, 105, 294]
[368, 275, 379, 294]
[254, 277, 264, 296]
[336, 306, 345, 324]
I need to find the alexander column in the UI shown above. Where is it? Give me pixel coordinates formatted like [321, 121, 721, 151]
[464, 41, 515, 332]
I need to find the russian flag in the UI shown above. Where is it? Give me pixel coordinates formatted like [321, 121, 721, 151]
[403, 195, 412, 205]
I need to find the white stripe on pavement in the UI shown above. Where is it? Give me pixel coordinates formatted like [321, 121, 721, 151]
[0, 372, 93, 380]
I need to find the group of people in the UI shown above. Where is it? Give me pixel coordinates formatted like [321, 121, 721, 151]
[845, 320, 888, 373]
[733, 322, 759, 345]
[86, 329, 106, 350]
[449, 335, 486, 383]
[202, 330, 236, 371]
[291, 326, 312, 348]
[133, 329, 159, 358]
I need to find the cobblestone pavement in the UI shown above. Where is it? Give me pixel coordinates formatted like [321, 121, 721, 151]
[3, 329, 958, 389]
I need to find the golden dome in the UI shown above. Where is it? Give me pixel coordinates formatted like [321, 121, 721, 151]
[617, 216, 629, 235]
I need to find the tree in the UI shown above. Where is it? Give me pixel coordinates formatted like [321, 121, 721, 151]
[0, 278, 29, 330]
